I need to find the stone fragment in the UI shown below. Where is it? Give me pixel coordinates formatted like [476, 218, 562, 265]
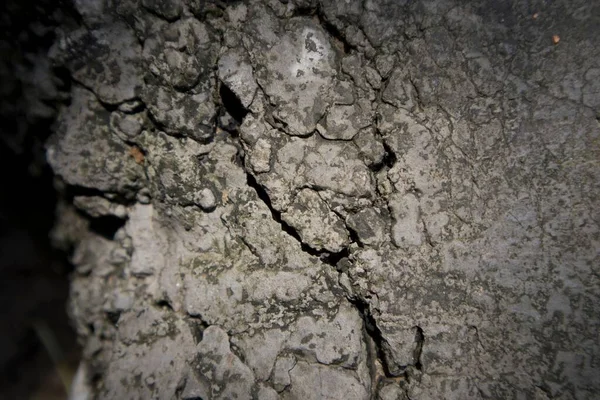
[143, 84, 215, 143]
[194, 188, 216, 211]
[284, 361, 369, 400]
[46, 87, 144, 195]
[346, 207, 389, 246]
[110, 110, 145, 140]
[317, 101, 371, 141]
[281, 189, 349, 252]
[73, 196, 128, 219]
[272, 355, 296, 391]
[196, 326, 256, 399]
[51, 23, 143, 104]
[248, 138, 272, 173]
[143, 18, 216, 90]
[218, 49, 258, 108]
[142, 0, 182, 21]
[245, 11, 337, 136]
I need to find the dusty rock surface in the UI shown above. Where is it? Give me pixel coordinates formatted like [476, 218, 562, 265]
[45, 0, 600, 399]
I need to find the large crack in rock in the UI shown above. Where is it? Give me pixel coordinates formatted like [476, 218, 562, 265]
[40, 0, 600, 399]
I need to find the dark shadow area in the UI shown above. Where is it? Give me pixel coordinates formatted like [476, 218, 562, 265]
[88, 215, 127, 241]
[0, 0, 80, 398]
[219, 82, 249, 125]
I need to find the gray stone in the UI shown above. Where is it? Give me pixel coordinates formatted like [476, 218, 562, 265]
[46, 87, 144, 195]
[143, 18, 217, 90]
[50, 23, 143, 104]
[317, 101, 372, 141]
[194, 188, 216, 211]
[281, 188, 349, 252]
[272, 355, 296, 392]
[243, 7, 338, 136]
[346, 207, 389, 246]
[248, 138, 272, 173]
[378, 383, 408, 400]
[388, 193, 423, 249]
[142, 84, 215, 142]
[43, 1, 600, 399]
[283, 361, 369, 400]
[100, 307, 197, 399]
[218, 49, 258, 108]
[141, 0, 182, 21]
[195, 326, 256, 400]
[73, 196, 128, 219]
[110, 110, 145, 140]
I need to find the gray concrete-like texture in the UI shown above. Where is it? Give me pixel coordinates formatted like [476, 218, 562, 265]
[44, 0, 600, 399]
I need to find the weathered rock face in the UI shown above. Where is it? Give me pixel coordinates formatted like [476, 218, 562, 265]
[46, 0, 600, 399]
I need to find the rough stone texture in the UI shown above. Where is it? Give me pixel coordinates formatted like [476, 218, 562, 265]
[46, 87, 145, 195]
[43, 0, 600, 399]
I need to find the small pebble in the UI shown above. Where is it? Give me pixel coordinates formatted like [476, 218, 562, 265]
[195, 188, 216, 211]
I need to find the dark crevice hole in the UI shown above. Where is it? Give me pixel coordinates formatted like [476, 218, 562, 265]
[52, 66, 73, 94]
[413, 326, 424, 371]
[219, 83, 248, 125]
[371, 141, 398, 172]
[156, 299, 173, 311]
[292, 6, 316, 18]
[187, 315, 210, 345]
[382, 142, 398, 168]
[320, 246, 350, 267]
[105, 311, 121, 326]
[88, 215, 127, 240]
[347, 225, 363, 247]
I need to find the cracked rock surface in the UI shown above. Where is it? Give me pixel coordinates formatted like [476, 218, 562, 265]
[45, 0, 600, 399]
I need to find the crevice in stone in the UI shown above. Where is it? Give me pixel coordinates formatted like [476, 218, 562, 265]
[186, 315, 210, 345]
[155, 299, 173, 311]
[105, 310, 121, 326]
[413, 326, 424, 371]
[315, 10, 353, 55]
[244, 169, 353, 263]
[64, 185, 136, 205]
[63, 186, 132, 239]
[219, 82, 248, 132]
[347, 225, 364, 247]
[245, 171, 305, 244]
[370, 140, 397, 172]
[320, 246, 350, 267]
[348, 296, 395, 378]
[535, 384, 553, 398]
[290, 5, 317, 18]
[381, 141, 398, 168]
[420, 218, 434, 248]
[88, 214, 127, 241]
